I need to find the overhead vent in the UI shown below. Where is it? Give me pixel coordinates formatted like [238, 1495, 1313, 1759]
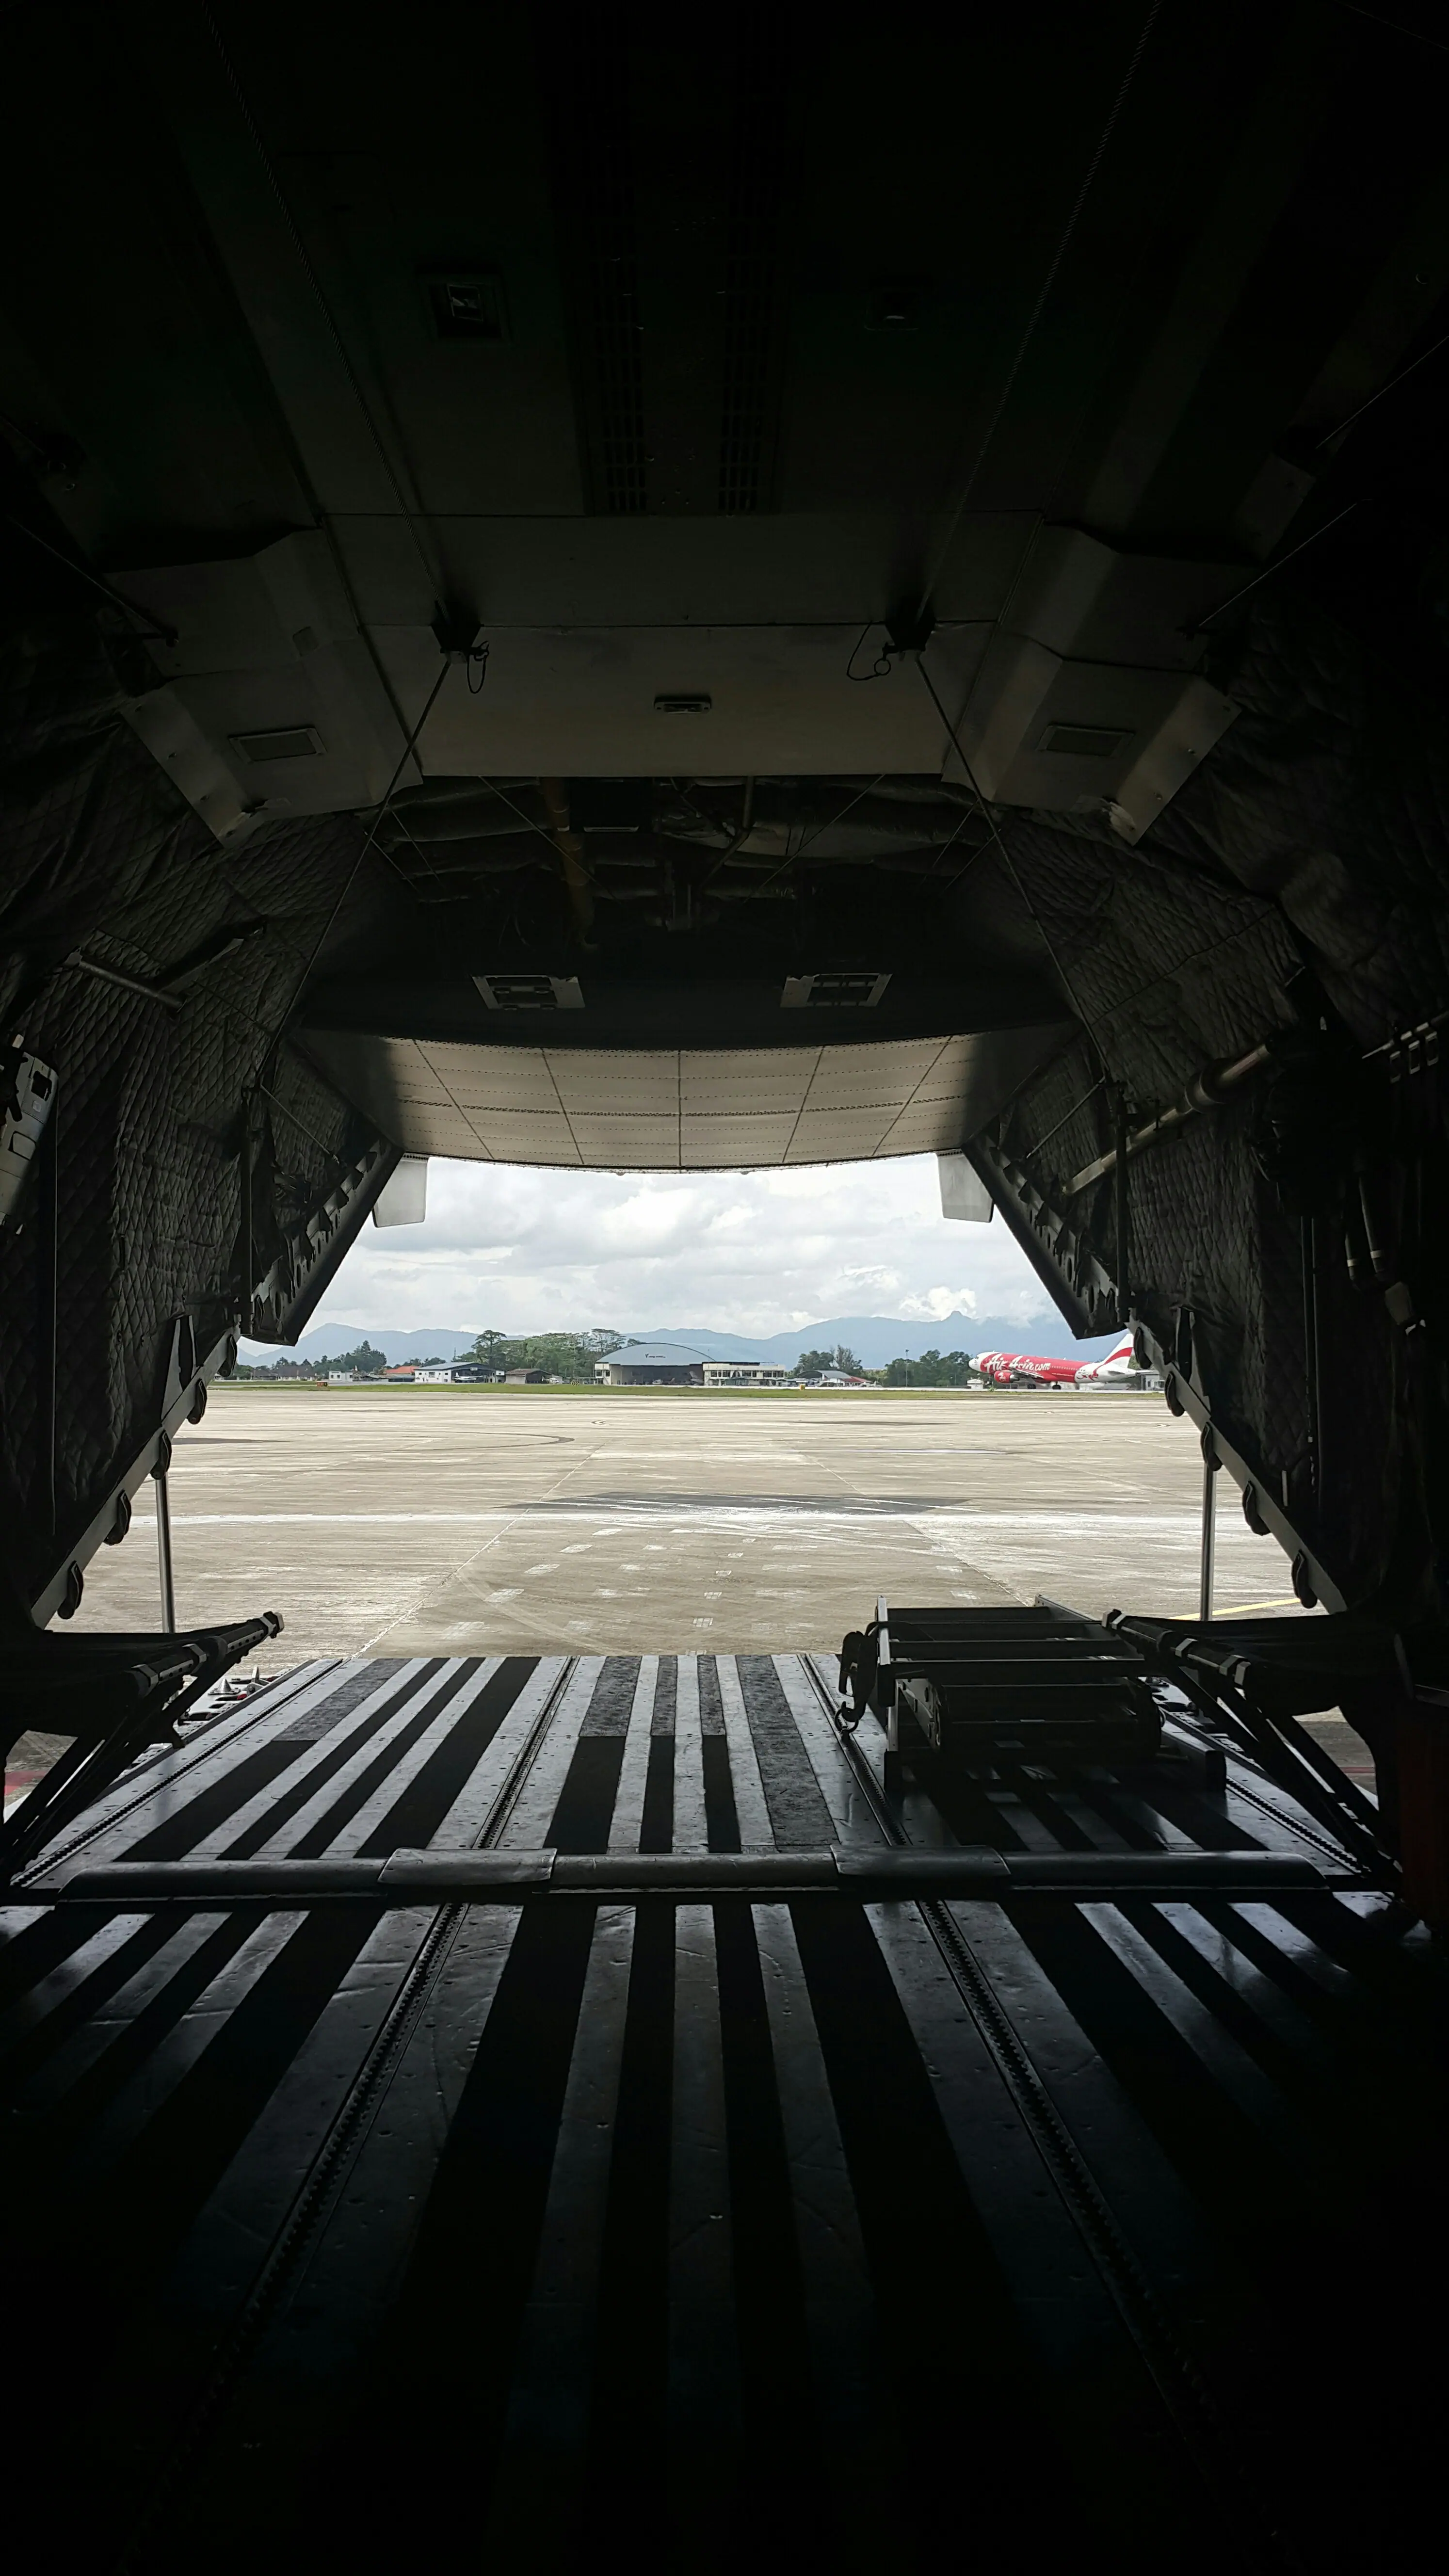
[655, 693, 712, 716]
[1037, 723, 1134, 759]
[781, 972, 890, 1009]
[230, 725, 325, 763]
[419, 268, 508, 341]
[474, 974, 584, 1012]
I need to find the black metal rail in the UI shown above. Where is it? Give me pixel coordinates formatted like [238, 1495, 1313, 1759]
[29, 1844, 1362, 1906]
[109, 1652, 581, 2575]
[798, 1652, 1303, 2573]
[7, 1644, 1433, 2572]
[7, 1658, 334, 1886]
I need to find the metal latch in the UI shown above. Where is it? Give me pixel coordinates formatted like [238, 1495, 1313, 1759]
[0, 1050, 57, 1227]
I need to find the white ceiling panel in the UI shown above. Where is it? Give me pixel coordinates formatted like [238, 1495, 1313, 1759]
[547, 1054, 681, 1110]
[466, 1111, 582, 1162]
[784, 1109, 898, 1160]
[680, 1070, 815, 1113]
[568, 1115, 681, 1153]
[579, 1139, 685, 1169]
[903, 1068, 974, 1108]
[878, 1105, 968, 1152]
[679, 1048, 817, 1110]
[797, 1078, 922, 1115]
[435, 1078, 560, 1114]
[801, 1040, 950, 1109]
[680, 1047, 817, 1080]
[306, 1029, 1062, 1169]
[411, 1038, 528, 1078]
[391, 1110, 487, 1155]
[418, 1046, 557, 1111]
[681, 1114, 800, 1165]
[904, 1034, 973, 1085]
[373, 1084, 455, 1115]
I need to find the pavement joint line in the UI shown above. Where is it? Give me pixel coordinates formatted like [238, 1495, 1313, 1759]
[355, 1439, 597, 1655]
[1212, 1596, 1304, 1614]
[67, 1390, 1296, 1674]
[117, 1507, 1224, 1528]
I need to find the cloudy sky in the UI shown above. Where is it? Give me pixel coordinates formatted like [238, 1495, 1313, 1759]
[309, 1153, 1052, 1340]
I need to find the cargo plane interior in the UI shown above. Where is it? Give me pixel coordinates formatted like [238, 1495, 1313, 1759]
[3, 8, 1449, 2567]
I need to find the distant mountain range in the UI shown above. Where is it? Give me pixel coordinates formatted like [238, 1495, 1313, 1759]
[240, 1313, 1123, 1369]
[607, 1316, 1126, 1368]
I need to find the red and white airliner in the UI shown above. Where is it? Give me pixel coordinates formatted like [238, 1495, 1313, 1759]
[1074, 1332, 1139, 1387]
[976, 1347, 1088, 1388]
[976, 1332, 1136, 1388]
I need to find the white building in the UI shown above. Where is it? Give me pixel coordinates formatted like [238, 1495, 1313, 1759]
[594, 1343, 790, 1387]
[594, 1341, 710, 1385]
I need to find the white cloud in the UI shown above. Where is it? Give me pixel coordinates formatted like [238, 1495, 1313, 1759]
[307, 1155, 1051, 1337]
[899, 1286, 982, 1321]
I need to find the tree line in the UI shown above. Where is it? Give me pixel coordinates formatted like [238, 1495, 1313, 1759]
[467, 1328, 622, 1380]
[233, 1331, 980, 1386]
[233, 1332, 620, 1383]
[795, 1343, 975, 1384]
[231, 1340, 401, 1381]
[878, 1348, 975, 1386]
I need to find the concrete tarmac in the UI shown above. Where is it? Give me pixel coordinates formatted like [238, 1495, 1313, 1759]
[70, 1383, 1308, 1658]
[16, 1386, 1369, 1798]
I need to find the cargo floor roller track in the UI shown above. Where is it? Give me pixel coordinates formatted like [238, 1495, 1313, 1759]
[3, 1643, 1447, 2574]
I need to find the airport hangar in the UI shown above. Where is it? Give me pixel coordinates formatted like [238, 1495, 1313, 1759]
[3, 12, 1449, 2569]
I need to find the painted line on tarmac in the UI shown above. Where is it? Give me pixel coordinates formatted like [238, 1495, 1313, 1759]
[122, 1506, 1211, 1529]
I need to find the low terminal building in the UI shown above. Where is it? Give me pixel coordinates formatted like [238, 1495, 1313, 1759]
[595, 1342, 791, 1387]
[594, 1340, 711, 1385]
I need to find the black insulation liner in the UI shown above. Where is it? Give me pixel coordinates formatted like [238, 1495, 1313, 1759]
[4, 585, 1449, 1620]
[971, 594, 1449, 1616]
[0, 617, 391, 1606]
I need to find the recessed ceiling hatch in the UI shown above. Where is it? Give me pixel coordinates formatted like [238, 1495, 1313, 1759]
[781, 972, 891, 1008]
[474, 974, 585, 1012]
[230, 725, 326, 763]
[1037, 723, 1134, 759]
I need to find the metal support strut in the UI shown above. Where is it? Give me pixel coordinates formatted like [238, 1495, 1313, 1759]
[1199, 1436, 1216, 1622]
[153, 1435, 176, 1632]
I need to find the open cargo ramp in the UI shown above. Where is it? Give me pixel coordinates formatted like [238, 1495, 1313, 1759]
[3, 1644, 1447, 2573]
